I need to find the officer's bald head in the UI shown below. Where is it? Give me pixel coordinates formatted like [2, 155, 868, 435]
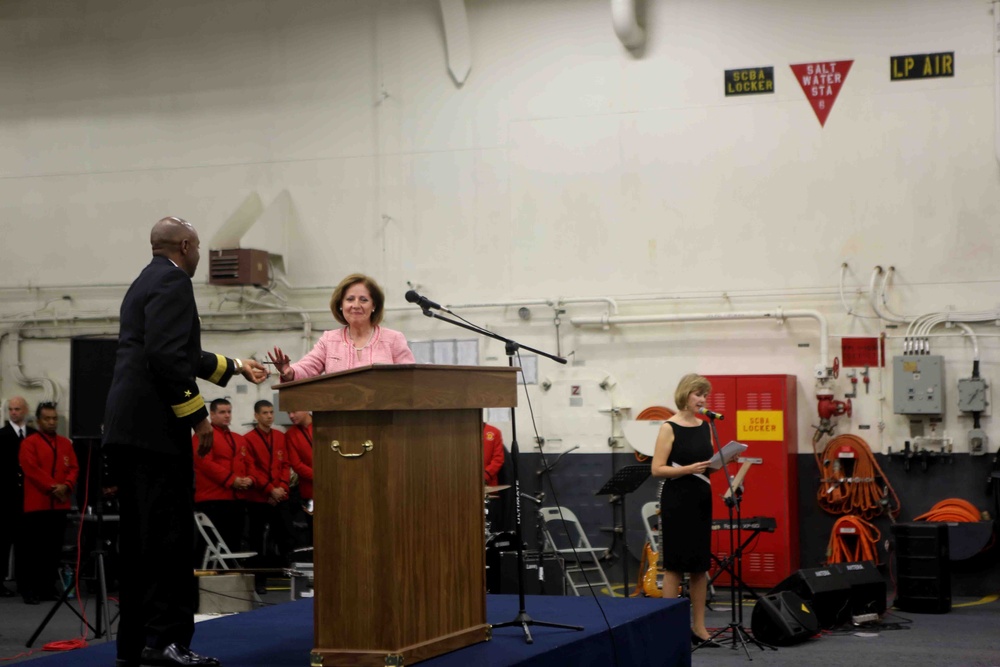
[150, 216, 201, 278]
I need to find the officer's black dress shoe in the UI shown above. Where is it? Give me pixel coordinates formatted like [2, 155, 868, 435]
[23, 595, 39, 605]
[0, 585, 16, 597]
[139, 643, 221, 666]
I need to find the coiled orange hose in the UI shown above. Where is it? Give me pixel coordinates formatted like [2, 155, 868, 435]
[914, 498, 982, 523]
[814, 434, 901, 520]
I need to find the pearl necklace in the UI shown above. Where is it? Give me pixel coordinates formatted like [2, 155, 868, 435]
[350, 328, 375, 351]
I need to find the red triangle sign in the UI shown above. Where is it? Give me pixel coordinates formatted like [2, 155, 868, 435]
[790, 60, 853, 127]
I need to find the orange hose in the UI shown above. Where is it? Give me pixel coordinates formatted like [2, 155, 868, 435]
[827, 515, 881, 564]
[634, 406, 675, 461]
[914, 498, 982, 523]
[814, 434, 901, 520]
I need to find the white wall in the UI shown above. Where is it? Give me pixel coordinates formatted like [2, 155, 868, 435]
[1, 0, 998, 454]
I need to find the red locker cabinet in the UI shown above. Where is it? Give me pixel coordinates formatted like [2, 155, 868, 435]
[703, 375, 799, 589]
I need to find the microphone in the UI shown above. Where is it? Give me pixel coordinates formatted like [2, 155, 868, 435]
[405, 290, 451, 314]
[698, 407, 724, 421]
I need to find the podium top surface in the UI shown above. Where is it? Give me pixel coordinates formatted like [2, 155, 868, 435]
[275, 363, 520, 412]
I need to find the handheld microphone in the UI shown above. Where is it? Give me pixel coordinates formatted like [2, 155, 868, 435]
[404, 290, 450, 314]
[698, 407, 724, 421]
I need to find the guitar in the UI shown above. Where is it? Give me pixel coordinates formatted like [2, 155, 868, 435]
[642, 482, 665, 598]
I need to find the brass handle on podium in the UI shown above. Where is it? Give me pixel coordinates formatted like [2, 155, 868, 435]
[331, 439, 374, 458]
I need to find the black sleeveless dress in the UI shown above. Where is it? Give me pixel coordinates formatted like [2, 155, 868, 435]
[659, 421, 713, 573]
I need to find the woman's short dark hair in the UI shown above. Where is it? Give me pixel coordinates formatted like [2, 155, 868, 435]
[329, 273, 385, 326]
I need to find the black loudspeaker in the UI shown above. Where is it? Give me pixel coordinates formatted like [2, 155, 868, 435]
[750, 591, 819, 646]
[769, 564, 852, 628]
[499, 551, 565, 596]
[770, 560, 885, 628]
[837, 561, 887, 618]
[892, 523, 951, 613]
[69, 337, 118, 438]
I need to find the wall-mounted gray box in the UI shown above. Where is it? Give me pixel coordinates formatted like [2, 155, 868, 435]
[957, 377, 988, 413]
[893, 355, 944, 415]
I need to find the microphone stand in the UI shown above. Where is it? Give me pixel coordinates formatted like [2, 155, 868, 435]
[699, 416, 772, 659]
[27, 438, 115, 647]
[415, 305, 583, 644]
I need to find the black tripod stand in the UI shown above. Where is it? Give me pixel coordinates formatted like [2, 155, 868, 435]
[28, 439, 116, 647]
[412, 302, 582, 644]
[700, 418, 774, 659]
[595, 464, 650, 595]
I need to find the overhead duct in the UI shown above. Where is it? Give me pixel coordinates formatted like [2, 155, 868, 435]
[207, 191, 291, 287]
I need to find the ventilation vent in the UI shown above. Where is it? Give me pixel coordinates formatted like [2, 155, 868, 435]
[208, 248, 270, 286]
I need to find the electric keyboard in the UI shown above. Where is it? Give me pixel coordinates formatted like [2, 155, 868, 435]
[711, 516, 777, 533]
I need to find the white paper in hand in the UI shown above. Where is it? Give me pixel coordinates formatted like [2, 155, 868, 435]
[708, 441, 748, 470]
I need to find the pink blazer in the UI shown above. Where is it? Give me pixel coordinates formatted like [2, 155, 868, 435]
[289, 326, 416, 379]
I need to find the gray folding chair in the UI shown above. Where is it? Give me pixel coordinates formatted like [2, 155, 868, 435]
[539, 506, 614, 596]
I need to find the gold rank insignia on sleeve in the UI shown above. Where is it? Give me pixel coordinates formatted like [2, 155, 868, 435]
[208, 353, 228, 384]
[172, 394, 206, 418]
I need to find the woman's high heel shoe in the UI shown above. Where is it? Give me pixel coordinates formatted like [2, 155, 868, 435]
[691, 632, 722, 648]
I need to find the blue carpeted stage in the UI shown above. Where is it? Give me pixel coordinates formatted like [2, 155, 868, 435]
[28, 595, 691, 667]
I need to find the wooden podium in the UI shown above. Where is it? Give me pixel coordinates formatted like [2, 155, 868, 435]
[276, 364, 519, 666]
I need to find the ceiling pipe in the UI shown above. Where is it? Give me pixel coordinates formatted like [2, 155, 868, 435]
[571, 308, 832, 378]
[0, 330, 60, 403]
[611, 0, 645, 50]
[995, 1, 1000, 165]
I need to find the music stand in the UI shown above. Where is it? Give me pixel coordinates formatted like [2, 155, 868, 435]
[708, 460, 765, 600]
[699, 420, 774, 659]
[595, 464, 651, 594]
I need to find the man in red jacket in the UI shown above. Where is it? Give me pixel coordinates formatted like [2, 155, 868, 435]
[483, 423, 505, 487]
[19, 402, 78, 605]
[192, 399, 255, 559]
[244, 400, 291, 594]
[285, 411, 314, 548]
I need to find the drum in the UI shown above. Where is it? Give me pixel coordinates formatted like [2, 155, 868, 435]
[485, 531, 521, 594]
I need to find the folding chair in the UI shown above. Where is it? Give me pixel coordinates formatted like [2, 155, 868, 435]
[641, 501, 660, 549]
[194, 512, 257, 570]
[539, 506, 613, 596]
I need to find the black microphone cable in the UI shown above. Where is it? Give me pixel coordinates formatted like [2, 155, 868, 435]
[513, 349, 621, 667]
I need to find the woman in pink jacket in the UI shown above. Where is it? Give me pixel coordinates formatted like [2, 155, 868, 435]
[269, 273, 415, 380]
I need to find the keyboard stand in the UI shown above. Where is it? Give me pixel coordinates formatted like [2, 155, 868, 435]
[708, 526, 768, 600]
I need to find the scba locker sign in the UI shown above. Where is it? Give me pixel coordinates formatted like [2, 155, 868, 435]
[737, 410, 785, 441]
[725, 67, 775, 96]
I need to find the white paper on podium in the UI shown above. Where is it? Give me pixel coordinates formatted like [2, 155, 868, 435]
[708, 441, 748, 470]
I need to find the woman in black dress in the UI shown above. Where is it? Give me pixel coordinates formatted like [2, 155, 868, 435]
[651, 373, 719, 647]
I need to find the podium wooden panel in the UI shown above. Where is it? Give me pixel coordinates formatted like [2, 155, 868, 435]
[277, 365, 518, 666]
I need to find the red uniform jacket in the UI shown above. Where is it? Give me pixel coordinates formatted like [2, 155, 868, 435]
[192, 425, 255, 503]
[243, 427, 290, 503]
[285, 423, 314, 500]
[20, 432, 79, 513]
[483, 423, 505, 487]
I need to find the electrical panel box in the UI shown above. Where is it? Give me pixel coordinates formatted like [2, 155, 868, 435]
[893, 355, 944, 415]
[957, 377, 988, 413]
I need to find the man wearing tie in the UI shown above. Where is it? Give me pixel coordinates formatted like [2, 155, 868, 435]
[0, 396, 35, 598]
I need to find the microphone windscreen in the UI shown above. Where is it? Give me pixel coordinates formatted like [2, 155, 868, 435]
[405, 290, 420, 304]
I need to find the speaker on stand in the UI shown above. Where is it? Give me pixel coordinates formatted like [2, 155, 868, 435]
[70, 337, 119, 440]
